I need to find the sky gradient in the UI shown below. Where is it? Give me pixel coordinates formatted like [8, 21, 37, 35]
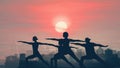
[0, 0, 120, 59]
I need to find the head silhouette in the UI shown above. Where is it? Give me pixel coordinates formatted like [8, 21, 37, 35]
[33, 36, 38, 41]
[63, 32, 69, 39]
[85, 37, 91, 43]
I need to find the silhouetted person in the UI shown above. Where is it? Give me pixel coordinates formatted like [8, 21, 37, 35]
[46, 32, 84, 67]
[18, 36, 49, 67]
[71, 37, 108, 67]
[45, 43, 78, 68]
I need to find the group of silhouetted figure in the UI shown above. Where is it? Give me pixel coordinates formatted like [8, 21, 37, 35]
[18, 32, 111, 68]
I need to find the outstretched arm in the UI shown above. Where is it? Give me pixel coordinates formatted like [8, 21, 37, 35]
[71, 43, 85, 47]
[69, 39, 84, 42]
[43, 43, 78, 49]
[93, 43, 108, 47]
[46, 38, 60, 41]
[43, 43, 59, 48]
[37, 42, 53, 45]
[18, 41, 33, 45]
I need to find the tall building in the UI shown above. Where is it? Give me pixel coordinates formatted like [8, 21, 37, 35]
[105, 48, 113, 55]
[0, 65, 5, 68]
[5, 55, 19, 68]
[18, 53, 26, 68]
[105, 49, 119, 67]
[117, 51, 120, 58]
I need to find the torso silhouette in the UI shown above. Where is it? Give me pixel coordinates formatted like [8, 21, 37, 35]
[59, 39, 71, 55]
[60, 39, 69, 47]
[85, 42, 96, 57]
[32, 42, 39, 55]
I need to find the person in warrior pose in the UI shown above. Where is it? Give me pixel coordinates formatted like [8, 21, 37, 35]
[46, 32, 84, 68]
[18, 36, 49, 66]
[71, 37, 109, 67]
[45, 43, 78, 68]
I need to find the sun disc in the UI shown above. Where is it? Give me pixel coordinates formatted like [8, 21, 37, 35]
[55, 21, 68, 33]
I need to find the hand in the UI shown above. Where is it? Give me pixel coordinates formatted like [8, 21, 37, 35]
[104, 45, 108, 47]
[18, 41, 24, 42]
[79, 40, 85, 42]
[46, 38, 51, 40]
[18, 41, 22, 42]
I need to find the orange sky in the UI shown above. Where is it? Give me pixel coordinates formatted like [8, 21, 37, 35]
[0, 0, 120, 59]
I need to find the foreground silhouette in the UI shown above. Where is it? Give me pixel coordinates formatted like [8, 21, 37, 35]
[18, 36, 49, 67]
[46, 43, 78, 68]
[46, 32, 84, 68]
[71, 37, 109, 68]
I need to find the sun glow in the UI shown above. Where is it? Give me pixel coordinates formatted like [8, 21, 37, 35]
[55, 21, 68, 33]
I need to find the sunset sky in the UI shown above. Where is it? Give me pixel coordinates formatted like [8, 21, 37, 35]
[0, 0, 120, 59]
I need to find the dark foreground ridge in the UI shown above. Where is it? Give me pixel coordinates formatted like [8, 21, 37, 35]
[18, 60, 120, 68]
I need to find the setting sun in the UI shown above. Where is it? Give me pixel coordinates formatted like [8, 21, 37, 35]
[55, 21, 68, 33]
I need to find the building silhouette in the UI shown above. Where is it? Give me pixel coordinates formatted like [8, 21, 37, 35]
[117, 51, 120, 58]
[3, 48, 120, 68]
[18, 53, 26, 68]
[104, 49, 119, 67]
[5, 55, 19, 68]
[0, 65, 5, 68]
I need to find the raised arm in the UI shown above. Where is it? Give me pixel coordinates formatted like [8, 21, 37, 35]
[69, 39, 84, 42]
[71, 43, 85, 47]
[18, 41, 33, 45]
[93, 43, 108, 47]
[46, 38, 60, 41]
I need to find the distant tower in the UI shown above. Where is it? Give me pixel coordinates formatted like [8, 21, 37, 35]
[5, 55, 19, 68]
[19, 53, 26, 61]
[105, 49, 119, 66]
[105, 49, 113, 55]
[117, 51, 120, 58]
[19, 53, 26, 68]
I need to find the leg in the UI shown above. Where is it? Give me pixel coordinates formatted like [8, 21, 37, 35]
[80, 56, 90, 68]
[69, 50, 80, 63]
[68, 50, 83, 67]
[53, 53, 60, 68]
[51, 58, 54, 68]
[51, 54, 59, 68]
[37, 54, 49, 66]
[26, 55, 36, 61]
[54, 58, 58, 68]
[62, 56, 75, 68]
[95, 55, 109, 67]
[81, 56, 88, 66]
